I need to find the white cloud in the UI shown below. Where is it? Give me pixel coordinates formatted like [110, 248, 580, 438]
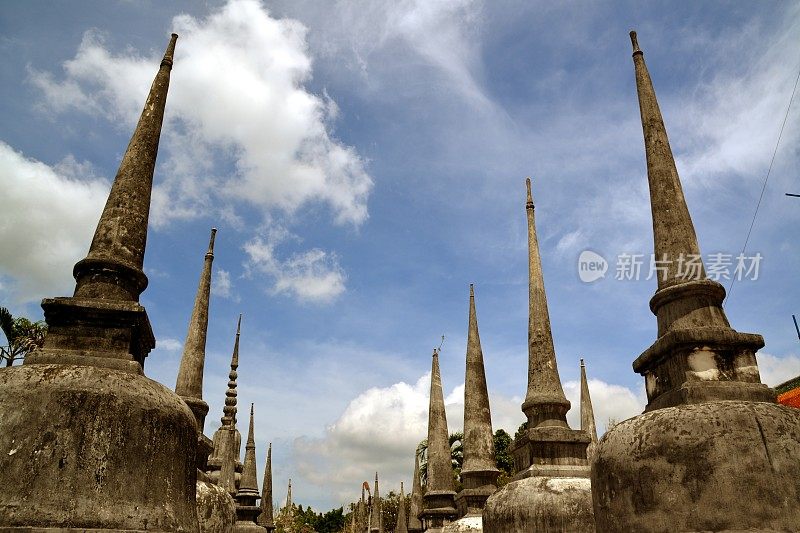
[0, 141, 108, 303]
[29, 0, 373, 228]
[243, 227, 346, 303]
[756, 352, 800, 387]
[674, 5, 800, 188]
[159, 337, 183, 352]
[212, 268, 234, 299]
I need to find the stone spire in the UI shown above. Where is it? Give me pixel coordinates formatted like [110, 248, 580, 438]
[421, 348, 457, 530]
[0, 34, 201, 532]
[629, 31, 704, 291]
[285, 479, 293, 519]
[579, 359, 598, 460]
[370, 472, 383, 533]
[239, 404, 259, 496]
[394, 482, 408, 533]
[626, 30, 768, 409]
[234, 403, 264, 532]
[456, 284, 499, 518]
[482, 179, 595, 532]
[408, 453, 423, 533]
[28, 35, 179, 373]
[590, 32, 800, 533]
[258, 443, 276, 531]
[176, 228, 217, 431]
[208, 315, 244, 494]
[72, 34, 178, 304]
[521, 177, 571, 428]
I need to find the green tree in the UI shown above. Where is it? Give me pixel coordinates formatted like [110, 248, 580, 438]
[0, 307, 47, 367]
[417, 431, 463, 488]
[493, 429, 514, 487]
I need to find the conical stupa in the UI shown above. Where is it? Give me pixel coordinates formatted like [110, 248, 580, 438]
[579, 359, 598, 461]
[394, 481, 409, 533]
[420, 348, 458, 531]
[207, 315, 245, 494]
[482, 178, 595, 532]
[369, 472, 383, 533]
[233, 404, 266, 532]
[591, 31, 800, 532]
[444, 285, 500, 533]
[258, 443, 276, 531]
[408, 453, 424, 533]
[0, 34, 201, 531]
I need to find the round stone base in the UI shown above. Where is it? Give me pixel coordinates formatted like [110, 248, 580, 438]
[441, 515, 483, 532]
[591, 400, 800, 532]
[0, 363, 198, 531]
[196, 479, 236, 532]
[482, 476, 594, 533]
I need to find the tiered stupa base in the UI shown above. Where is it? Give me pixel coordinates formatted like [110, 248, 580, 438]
[592, 400, 800, 532]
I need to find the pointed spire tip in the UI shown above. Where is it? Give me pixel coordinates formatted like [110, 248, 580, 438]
[526, 177, 533, 208]
[630, 30, 641, 54]
[162, 33, 178, 68]
[207, 227, 217, 255]
[580, 358, 585, 367]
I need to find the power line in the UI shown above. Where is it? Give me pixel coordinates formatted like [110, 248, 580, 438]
[725, 58, 800, 306]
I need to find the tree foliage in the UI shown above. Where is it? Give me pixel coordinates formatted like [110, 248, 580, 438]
[0, 307, 47, 367]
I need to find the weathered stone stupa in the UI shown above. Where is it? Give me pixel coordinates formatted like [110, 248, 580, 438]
[174, 229, 237, 532]
[394, 481, 409, 533]
[421, 349, 458, 531]
[370, 472, 383, 532]
[443, 285, 499, 533]
[258, 442, 276, 532]
[207, 315, 245, 494]
[408, 454, 424, 533]
[579, 359, 598, 461]
[234, 404, 266, 532]
[482, 178, 594, 533]
[590, 32, 800, 532]
[0, 34, 201, 532]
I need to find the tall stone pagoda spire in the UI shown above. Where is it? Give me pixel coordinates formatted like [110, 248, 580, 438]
[369, 472, 383, 533]
[258, 443, 276, 531]
[591, 31, 800, 532]
[0, 34, 201, 531]
[284, 479, 293, 520]
[579, 359, 598, 461]
[521, 177, 571, 427]
[176, 228, 217, 430]
[408, 454, 424, 533]
[208, 315, 245, 494]
[233, 404, 265, 532]
[447, 285, 499, 532]
[394, 481, 408, 533]
[421, 348, 457, 531]
[483, 179, 594, 533]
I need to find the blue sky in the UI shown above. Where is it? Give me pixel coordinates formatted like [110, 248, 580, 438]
[1, 0, 799, 512]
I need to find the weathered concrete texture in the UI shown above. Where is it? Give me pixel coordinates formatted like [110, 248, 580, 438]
[0, 363, 198, 531]
[422, 350, 457, 529]
[72, 34, 177, 304]
[458, 285, 499, 519]
[197, 478, 237, 533]
[579, 359, 598, 461]
[370, 472, 383, 533]
[257, 443, 275, 531]
[482, 476, 594, 533]
[521, 178, 571, 423]
[441, 515, 483, 532]
[592, 400, 800, 533]
[176, 228, 217, 432]
[408, 454, 424, 533]
[394, 482, 408, 533]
